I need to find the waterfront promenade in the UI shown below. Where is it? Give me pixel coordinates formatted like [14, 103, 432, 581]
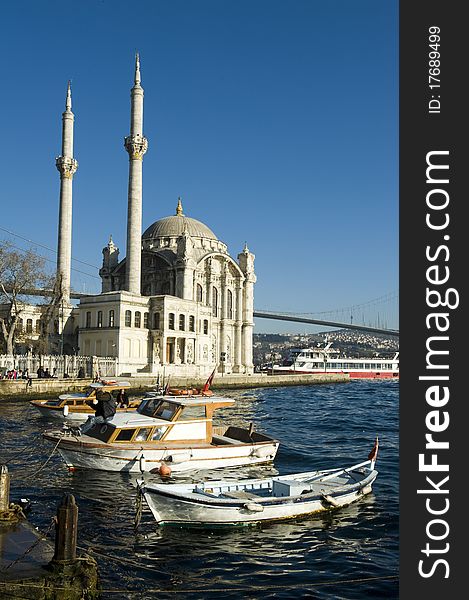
[0, 372, 349, 399]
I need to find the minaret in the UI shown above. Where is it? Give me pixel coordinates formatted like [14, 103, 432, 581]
[55, 81, 78, 303]
[238, 243, 257, 373]
[124, 53, 148, 294]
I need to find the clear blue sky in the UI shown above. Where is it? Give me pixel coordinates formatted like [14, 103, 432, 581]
[0, 0, 398, 333]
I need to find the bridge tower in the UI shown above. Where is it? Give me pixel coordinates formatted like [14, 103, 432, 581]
[124, 53, 148, 294]
[55, 82, 78, 303]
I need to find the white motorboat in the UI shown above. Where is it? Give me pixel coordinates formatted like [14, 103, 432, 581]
[43, 394, 279, 473]
[30, 380, 137, 421]
[136, 438, 379, 527]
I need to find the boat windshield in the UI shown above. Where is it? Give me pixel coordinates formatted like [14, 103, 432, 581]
[138, 398, 179, 420]
[45, 399, 64, 406]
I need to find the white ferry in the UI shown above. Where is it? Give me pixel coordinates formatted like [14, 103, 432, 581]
[272, 343, 399, 380]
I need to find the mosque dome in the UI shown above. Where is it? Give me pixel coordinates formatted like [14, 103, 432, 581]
[142, 198, 218, 242]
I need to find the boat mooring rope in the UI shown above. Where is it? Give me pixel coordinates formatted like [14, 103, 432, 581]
[0, 573, 399, 595]
[19, 436, 63, 480]
[134, 484, 143, 531]
[3, 434, 42, 465]
[1, 517, 55, 571]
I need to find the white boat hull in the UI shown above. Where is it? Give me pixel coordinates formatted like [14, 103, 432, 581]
[34, 405, 89, 421]
[50, 437, 279, 473]
[138, 466, 378, 526]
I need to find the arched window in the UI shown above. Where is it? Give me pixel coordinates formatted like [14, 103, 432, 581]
[135, 311, 141, 328]
[125, 310, 131, 327]
[179, 314, 185, 330]
[196, 284, 203, 303]
[97, 311, 103, 327]
[35, 320, 41, 334]
[17, 318, 23, 333]
[144, 312, 149, 328]
[153, 312, 160, 330]
[109, 310, 115, 327]
[227, 290, 233, 319]
[212, 287, 218, 317]
[26, 318, 33, 333]
[169, 313, 175, 330]
[189, 315, 195, 332]
[86, 312, 91, 328]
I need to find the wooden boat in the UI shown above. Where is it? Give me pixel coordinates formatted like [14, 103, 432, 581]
[42, 394, 280, 473]
[30, 380, 137, 421]
[136, 439, 379, 527]
[164, 368, 216, 397]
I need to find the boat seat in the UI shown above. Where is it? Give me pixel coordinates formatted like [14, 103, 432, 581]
[221, 490, 259, 500]
[211, 434, 238, 445]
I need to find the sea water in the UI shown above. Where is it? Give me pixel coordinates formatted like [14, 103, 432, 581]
[1, 379, 398, 598]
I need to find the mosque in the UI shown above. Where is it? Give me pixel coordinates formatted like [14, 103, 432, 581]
[53, 56, 256, 377]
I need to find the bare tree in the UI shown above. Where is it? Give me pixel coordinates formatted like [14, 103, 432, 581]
[37, 274, 64, 355]
[0, 241, 52, 355]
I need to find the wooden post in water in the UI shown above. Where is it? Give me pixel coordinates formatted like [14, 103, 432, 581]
[53, 493, 78, 562]
[0, 464, 10, 512]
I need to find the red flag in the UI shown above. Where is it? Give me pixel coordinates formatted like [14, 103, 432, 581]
[202, 368, 216, 393]
[368, 437, 379, 463]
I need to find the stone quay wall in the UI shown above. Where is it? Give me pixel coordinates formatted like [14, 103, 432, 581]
[0, 372, 349, 400]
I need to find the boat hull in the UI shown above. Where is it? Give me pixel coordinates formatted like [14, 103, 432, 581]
[44, 433, 279, 473]
[32, 403, 136, 422]
[273, 368, 398, 379]
[140, 470, 378, 526]
[32, 404, 89, 421]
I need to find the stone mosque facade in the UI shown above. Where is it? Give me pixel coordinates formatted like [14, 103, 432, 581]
[54, 56, 256, 377]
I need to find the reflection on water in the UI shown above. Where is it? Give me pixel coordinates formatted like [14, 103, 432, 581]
[0, 380, 398, 599]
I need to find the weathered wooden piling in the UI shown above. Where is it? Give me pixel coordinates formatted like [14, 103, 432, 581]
[0, 464, 10, 512]
[52, 493, 78, 563]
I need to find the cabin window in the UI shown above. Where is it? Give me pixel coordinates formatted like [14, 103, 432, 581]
[227, 290, 233, 319]
[89, 424, 114, 442]
[168, 313, 175, 330]
[97, 311, 103, 327]
[144, 312, 149, 328]
[135, 311, 141, 328]
[125, 310, 131, 327]
[203, 319, 208, 335]
[86, 312, 91, 328]
[153, 312, 160, 329]
[153, 401, 178, 421]
[189, 315, 195, 332]
[115, 429, 136, 442]
[109, 310, 115, 327]
[134, 428, 151, 442]
[212, 287, 218, 317]
[178, 405, 206, 420]
[196, 284, 203, 302]
[151, 426, 168, 441]
[179, 314, 185, 331]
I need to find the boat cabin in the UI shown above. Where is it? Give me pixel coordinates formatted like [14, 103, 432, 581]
[82, 395, 239, 446]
